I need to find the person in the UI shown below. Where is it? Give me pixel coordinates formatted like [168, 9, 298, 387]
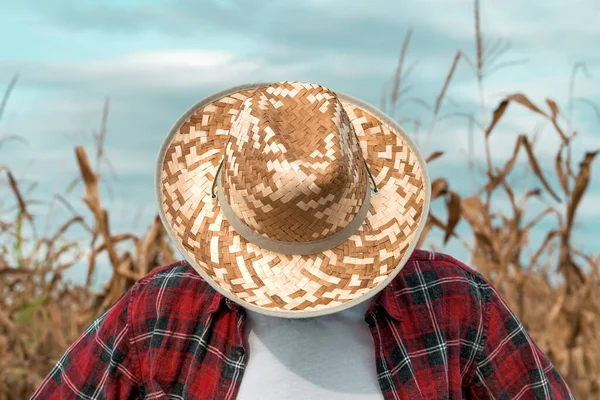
[30, 81, 574, 399]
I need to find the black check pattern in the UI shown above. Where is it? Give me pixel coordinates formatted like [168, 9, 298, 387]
[30, 251, 574, 400]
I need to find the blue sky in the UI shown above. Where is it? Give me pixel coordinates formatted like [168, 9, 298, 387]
[1, 0, 599, 286]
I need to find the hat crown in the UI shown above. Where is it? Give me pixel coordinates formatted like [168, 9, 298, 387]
[220, 81, 368, 243]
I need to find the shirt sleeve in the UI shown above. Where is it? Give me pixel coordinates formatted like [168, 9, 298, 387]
[467, 285, 575, 399]
[29, 288, 139, 400]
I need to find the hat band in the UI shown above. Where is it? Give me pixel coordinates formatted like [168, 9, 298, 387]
[216, 167, 372, 255]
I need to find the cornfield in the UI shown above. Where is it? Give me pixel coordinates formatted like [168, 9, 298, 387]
[1, 2, 599, 398]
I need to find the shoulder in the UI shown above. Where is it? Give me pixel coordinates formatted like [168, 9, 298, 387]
[132, 260, 210, 293]
[126, 260, 220, 322]
[403, 249, 492, 289]
[395, 249, 494, 313]
[405, 248, 483, 275]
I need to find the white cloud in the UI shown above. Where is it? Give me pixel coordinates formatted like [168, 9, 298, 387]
[81, 50, 257, 84]
[0, 50, 269, 89]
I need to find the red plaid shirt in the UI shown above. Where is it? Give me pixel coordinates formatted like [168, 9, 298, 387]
[30, 250, 573, 399]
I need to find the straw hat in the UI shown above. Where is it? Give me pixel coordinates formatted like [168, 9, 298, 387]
[156, 81, 430, 318]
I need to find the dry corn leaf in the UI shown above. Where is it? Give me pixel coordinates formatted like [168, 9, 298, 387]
[428, 214, 451, 233]
[431, 178, 448, 199]
[434, 51, 461, 116]
[520, 135, 561, 202]
[523, 188, 542, 201]
[524, 207, 559, 234]
[555, 144, 570, 194]
[566, 151, 599, 232]
[546, 99, 560, 119]
[75, 146, 99, 205]
[444, 190, 461, 244]
[390, 28, 413, 110]
[461, 195, 501, 259]
[485, 93, 548, 138]
[426, 151, 444, 163]
[461, 195, 488, 228]
[6, 170, 31, 221]
[484, 135, 525, 193]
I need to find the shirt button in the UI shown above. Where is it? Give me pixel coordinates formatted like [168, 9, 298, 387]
[234, 347, 245, 357]
[365, 314, 376, 328]
[225, 298, 237, 310]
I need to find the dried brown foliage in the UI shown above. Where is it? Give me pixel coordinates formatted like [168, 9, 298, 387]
[0, 145, 174, 398]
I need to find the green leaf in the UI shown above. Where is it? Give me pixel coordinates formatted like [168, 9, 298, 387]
[66, 177, 81, 194]
[16, 295, 47, 323]
[13, 210, 24, 267]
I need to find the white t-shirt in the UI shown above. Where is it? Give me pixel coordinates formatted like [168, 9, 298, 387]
[237, 299, 383, 399]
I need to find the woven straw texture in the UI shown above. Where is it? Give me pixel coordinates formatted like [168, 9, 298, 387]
[159, 81, 428, 315]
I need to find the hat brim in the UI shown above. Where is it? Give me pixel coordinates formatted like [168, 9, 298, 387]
[156, 82, 431, 319]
